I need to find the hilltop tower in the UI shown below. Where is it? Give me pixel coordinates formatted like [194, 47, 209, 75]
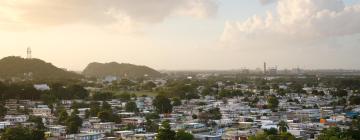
[27, 47, 32, 59]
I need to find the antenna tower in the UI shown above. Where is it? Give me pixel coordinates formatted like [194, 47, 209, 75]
[27, 47, 32, 59]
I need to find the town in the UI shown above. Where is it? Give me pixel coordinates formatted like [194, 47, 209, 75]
[1, 58, 360, 140]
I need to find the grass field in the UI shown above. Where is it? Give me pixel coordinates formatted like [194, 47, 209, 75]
[107, 90, 158, 97]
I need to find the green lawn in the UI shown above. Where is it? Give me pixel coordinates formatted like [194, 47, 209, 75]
[107, 90, 158, 97]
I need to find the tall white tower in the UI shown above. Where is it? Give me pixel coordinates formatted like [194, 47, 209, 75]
[27, 47, 32, 59]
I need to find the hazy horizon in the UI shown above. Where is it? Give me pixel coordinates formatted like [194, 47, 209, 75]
[1, 0, 360, 71]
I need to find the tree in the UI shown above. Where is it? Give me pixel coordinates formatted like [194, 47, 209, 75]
[268, 95, 279, 110]
[156, 121, 176, 140]
[92, 92, 113, 101]
[349, 96, 360, 105]
[65, 110, 83, 134]
[57, 109, 69, 125]
[0, 126, 45, 140]
[71, 101, 89, 109]
[98, 110, 113, 122]
[248, 132, 267, 140]
[84, 109, 90, 119]
[332, 90, 348, 97]
[0, 104, 7, 117]
[131, 93, 137, 100]
[145, 113, 160, 120]
[198, 112, 210, 124]
[68, 85, 89, 99]
[153, 95, 173, 114]
[125, 101, 139, 113]
[113, 114, 122, 124]
[118, 92, 131, 101]
[175, 129, 194, 140]
[279, 132, 297, 140]
[249, 131, 299, 140]
[198, 108, 222, 125]
[207, 108, 222, 120]
[102, 101, 112, 111]
[28, 116, 45, 130]
[145, 118, 159, 132]
[264, 128, 278, 135]
[192, 114, 197, 119]
[316, 126, 360, 140]
[200, 86, 212, 96]
[278, 89, 286, 96]
[277, 121, 289, 133]
[172, 98, 182, 106]
[317, 127, 343, 140]
[30, 129, 46, 140]
[143, 81, 157, 90]
[1, 126, 31, 140]
[40, 93, 57, 106]
[89, 101, 101, 117]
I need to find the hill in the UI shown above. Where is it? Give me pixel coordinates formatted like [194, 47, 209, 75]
[82, 62, 162, 78]
[0, 56, 82, 80]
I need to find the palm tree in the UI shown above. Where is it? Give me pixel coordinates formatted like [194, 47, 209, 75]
[277, 120, 289, 133]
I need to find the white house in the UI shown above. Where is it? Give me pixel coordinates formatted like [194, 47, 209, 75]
[4, 115, 29, 124]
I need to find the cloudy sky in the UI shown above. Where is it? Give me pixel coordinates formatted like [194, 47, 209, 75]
[1, 0, 360, 71]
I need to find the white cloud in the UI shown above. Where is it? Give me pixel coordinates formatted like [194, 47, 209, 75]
[0, 0, 218, 30]
[221, 0, 360, 48]
[259, 0, 277, 5]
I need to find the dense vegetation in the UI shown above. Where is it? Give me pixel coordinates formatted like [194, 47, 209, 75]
[82, 62, 162, 78]
[0, 82, 89, 102]
[0, 56, 82, 80]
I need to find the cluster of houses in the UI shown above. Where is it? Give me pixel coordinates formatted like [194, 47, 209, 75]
[1, 76, 360, 140]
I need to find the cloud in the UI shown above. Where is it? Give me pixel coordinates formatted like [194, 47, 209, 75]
[221, 0, 360, 48]
[259, 0, 277, 5]
[0, 0, 218, 30]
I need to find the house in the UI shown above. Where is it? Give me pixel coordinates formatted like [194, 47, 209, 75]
[34, 84, 50, 91]
[5, 99, 19, 114]
[0, 121, 12, 130]
[4, 115, 29, 124]
[88, 117, 101, 123]
[118, 112, 136, 118]
[107, 99, 122, 108]
[292, 109, 321, 122]
[66, 132, 103, 140]
[194, 133, 222, 140]
[32, 105, 51, 117]
[114, 131, 135, 139]
[223, 130, 253, 140]
[128, 133, 156, 140]
[104, 76, 118, 83]
[181, 123, 208, 133]
[91, 122, 115, 134]
[61, 100, 72, 105]
[122, 117, 145, 126]
[288, 129, 308, 139]
[261, 124, 278, 130]
[46, 125, 67, 137]
[18, 100, 36, 108]
[77, 108, 90, 118]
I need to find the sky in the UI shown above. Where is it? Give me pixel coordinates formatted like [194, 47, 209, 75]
[1, 0, 360, 71]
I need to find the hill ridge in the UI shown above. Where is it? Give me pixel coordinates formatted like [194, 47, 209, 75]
[0, 56, 82, 80]
[83, 62, 162, 78]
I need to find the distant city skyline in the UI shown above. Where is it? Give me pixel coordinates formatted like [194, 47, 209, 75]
[1, 0, 360, 71]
